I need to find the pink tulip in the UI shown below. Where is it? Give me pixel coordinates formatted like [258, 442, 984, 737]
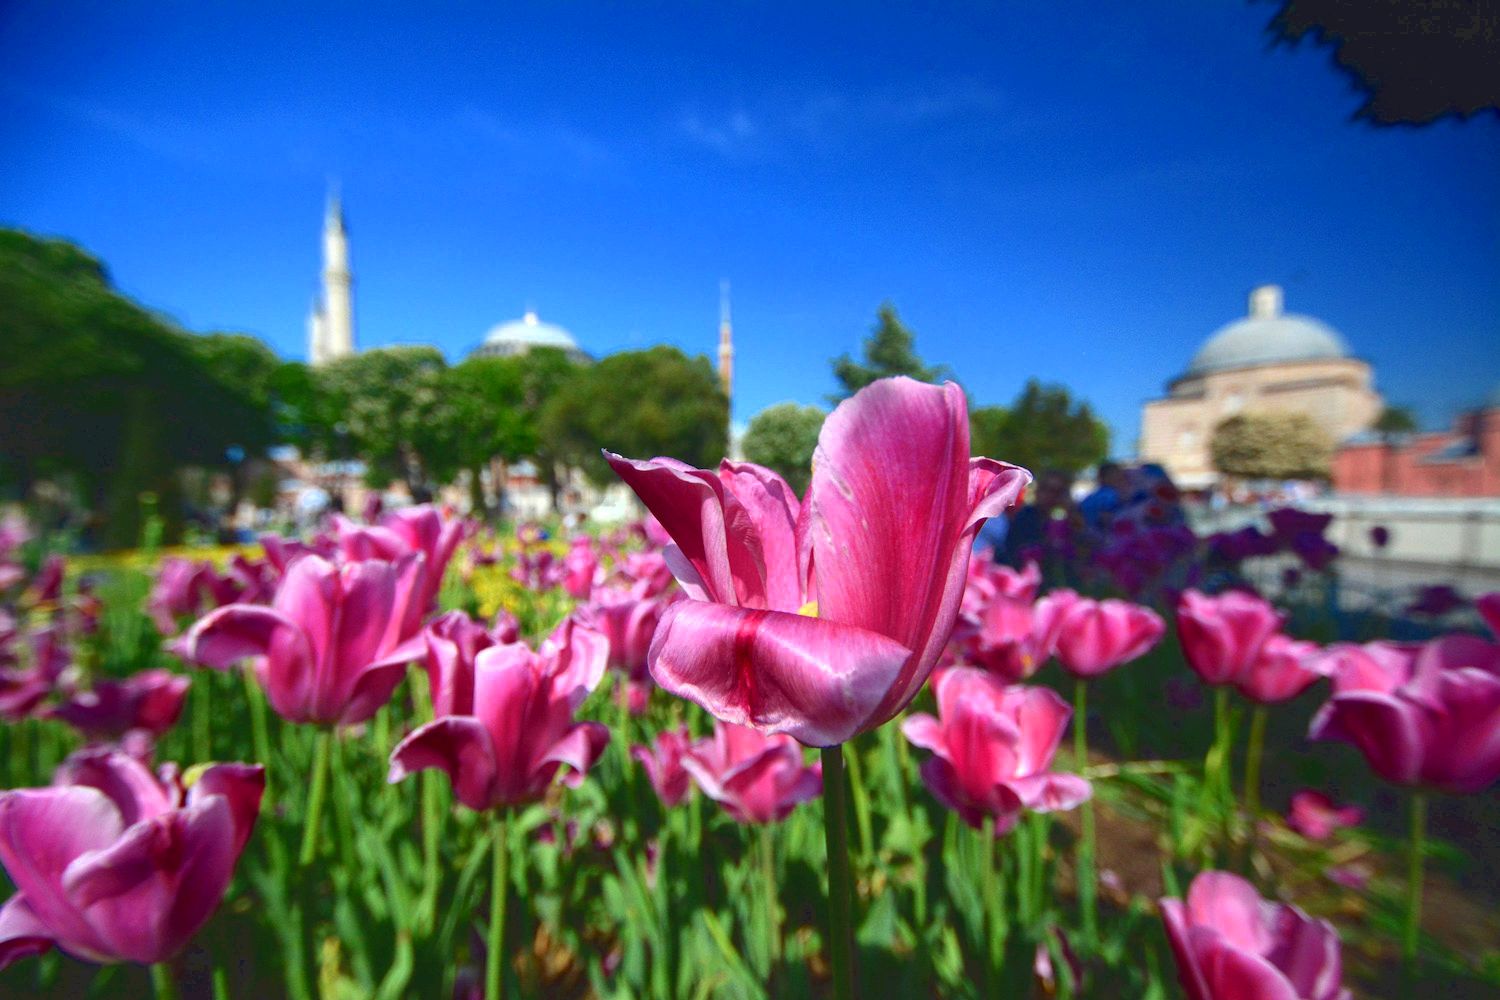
[1406, 584, 1465, 619]
[607, 378, 1029, 747]
[1237, 634, 1325, 704]
[632, 727, 694, 807]
[49, 669, 190, 742]
[1160, 871, 1349, 1000]
[388, 625, 609, 810]
[0, 749, 263, 969]
[901, 667, 1091, 835]
[680, 722, 822, 824]
[563, 537, 600, 599]
[334, 504, 465, 617]
[1266, 508, 1334, 545]
[1175, 590, 1285, 687]
[950, 589, 1067, 682]
[173, 554, 425, 726]
[1287, 791, 1363, 841]
[1309, 636, 1500, 794]
[1047, 590, 1165, 679]
[420, 610, 520, 718]
[961, 553, 1040, 617]
[1481, 592, 1500, 637]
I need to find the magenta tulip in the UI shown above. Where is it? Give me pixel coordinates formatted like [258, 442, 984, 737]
[1481, 592, 1500, 637]
[420, 610, 519, 718]
[563, 537, 600, 599]
[951, 587, 1069, 683]
[680, 721, 822, 824]
[901, 667, 1091, 835]
[0, 749, 263, 970]
[1309, 636, 1500, 794]
[1160, 871, 1349, 1000]
[334, 504, 465, 617]
[606, 378, 1029, 747]
[961, 552, 1040, 617]
[1237, 634, 1325, 705]
[174, 553, 425, 726]
[1048, 590, 1165, 679]
[49, 669, 190, 742]
[1176, 589, 1285, 687]
[632, 726, 694, 808]
[1287, 791, 1363, 841]
[388, 625, 610, 810]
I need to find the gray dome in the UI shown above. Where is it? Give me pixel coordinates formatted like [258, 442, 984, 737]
[471, 311, 589, 363]
[1185, 285, 1350, 377]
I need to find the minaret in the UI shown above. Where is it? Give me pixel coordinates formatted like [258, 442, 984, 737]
[318, 190, 355, 363]
[717, 280, 734, 404]
[306, 295, 327, 366]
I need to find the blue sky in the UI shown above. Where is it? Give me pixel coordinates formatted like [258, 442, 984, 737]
[2, 2, 1496, 450]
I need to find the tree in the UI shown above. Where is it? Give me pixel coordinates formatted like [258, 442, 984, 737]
[542, 346, 728, 487]
[830, 303, 948, 401]
[1374, 405, 1419, 438]
[432, 356, 536, 516]
[1265, 1, 1500, 125]
[316, 346, 449, 496]
[969, 381, 1109, 475]
[742, 403, 826, 495]
[1210, 412, 1333, 481]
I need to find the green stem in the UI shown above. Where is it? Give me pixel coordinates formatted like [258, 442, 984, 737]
[299, 729, 333, 867]
[760, 823, 780, 971]
[844, 737, 874, 868]
[487, 811, 510, 1000]
[413, 671, 442, 931]
[980, 816, 998, 988]
[150, 962, 179, 1000]
[193, 674, 212, 762]
[1075, 679, 1097, 947]
[1243, 705, 1268, 822]
[821, 744, 855, 1000]
[243, 669, 274, 807]
[328, 732, 358, 875]
[1404, 793, 1426, 967]
[1213, 687, 1234, 856]
[212, 964, 230, 1000]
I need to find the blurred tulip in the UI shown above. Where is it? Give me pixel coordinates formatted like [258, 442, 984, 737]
[1160, 870, 1349, 1000]
[1309, 636, 1500, 794]
[1480, 592, 1500, 637]
[0, 750, 263, 970]
[421, 610, 517, 718]
[174, 554, 425, 726]
[1237, 634, 1326, 705]
[1175, 589, 1285, 687]
[1407, 584, 1465, 619]
[608, 377, 1029, 746]
[1369, 525, 1391, 549]
[680, 721, 822, 824]
[1266, 507, 1334, 545]
[1287, 791, 1363, 841]
[1047, 591, 1165, 679]
[335, 504, 465, 620]
[950, 588, 1066, 683]
[631, 726, 694, 808]
[49, 669, 190, 742]
[562, 537, 600, 599]
[388, 625, 609, 810]
[901, 667, 1090, 835]
[961, 553, 1040, 617]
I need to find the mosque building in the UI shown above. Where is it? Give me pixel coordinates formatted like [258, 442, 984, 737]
[1139, 285, 1383, 488]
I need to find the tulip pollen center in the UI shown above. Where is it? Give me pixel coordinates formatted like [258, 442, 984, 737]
[797, 601, 819, 618]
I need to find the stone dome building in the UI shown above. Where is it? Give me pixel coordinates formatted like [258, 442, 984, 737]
[469, 310, 591, 365]
[1140, 285, 1382, 487]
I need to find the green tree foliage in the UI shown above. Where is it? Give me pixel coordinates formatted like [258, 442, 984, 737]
[542, 346, 728, 486]
[1374, 405, 1418, 438]
[315, 346, 449, 496]
[429, 356, 539, 515]
[0, 230, 275, 546]
[1210, 411, 1333, 481]
[969, 380, 1109, 475]
[742, 402, 826, 495]
[830, 303, 948, 401]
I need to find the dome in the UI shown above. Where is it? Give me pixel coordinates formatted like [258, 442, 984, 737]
[1184, 285, 1351, 377]
[471, 310, 588, 363]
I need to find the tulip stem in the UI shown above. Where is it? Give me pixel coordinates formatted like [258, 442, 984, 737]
[193, 674, 212, 762]
[299, 729, 333, 867]
[487, 811, 510, 1000]
[759, 823, 780, 974]
[1243, 705, 1267, 823]
[979, 816, 998, 988]
[1074, 679, 1097, 948]
[243, 669, 274, 806]
[150, 962, 179, 1000]
[821, 744, 855, 1000]
[1404, 793, 1426, 968]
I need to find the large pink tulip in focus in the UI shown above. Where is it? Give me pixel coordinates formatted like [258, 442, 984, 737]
[681, 721, 822, 824]
[632, 726, 694, 808]
[1309, 636, 1500, 794]
[901, 667, 1091, 835]
[1046, 590, 1165, 679]
[334, 504, 465, 618]
[174, 554, 425, 726]
[420, 610, 521, 718]
[1160, 870, 1348, 1000]
[388, 624, 610, 810]
[607, 377, 1031, 746]
[1175, 589, 1285, 687]
[0, 749, 264, 970]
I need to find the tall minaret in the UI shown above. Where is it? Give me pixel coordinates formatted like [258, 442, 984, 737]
[306, 295, 327, 366]
[318, 190, 355, 363]
[717, 280, 734, 404]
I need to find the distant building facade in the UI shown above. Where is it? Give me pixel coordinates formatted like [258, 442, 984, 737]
[1139, 285, 1382, 488]
[469, 310, 591, 366]
[1333, 391, 1500, 497]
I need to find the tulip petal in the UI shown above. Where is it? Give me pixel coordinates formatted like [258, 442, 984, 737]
[0, 895, 54, 971]
[173, 604, 309, 675]
[540, 721, 610, 789]
[719, 461, 804, 610]
[1185, 871, 1274, 955]
[1309, 692, 1427, 787]
[900, 713, 944, 753]
[186, 764, 266, 857]
[1266, 909, 1345, 1000]
[1159, 899, 1214, 1000]
[389, 717, 499, 812]
[1197, 935, 1301, 1000]
[647, 599, 912, 747]
[1002, 773, 1092, 813]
